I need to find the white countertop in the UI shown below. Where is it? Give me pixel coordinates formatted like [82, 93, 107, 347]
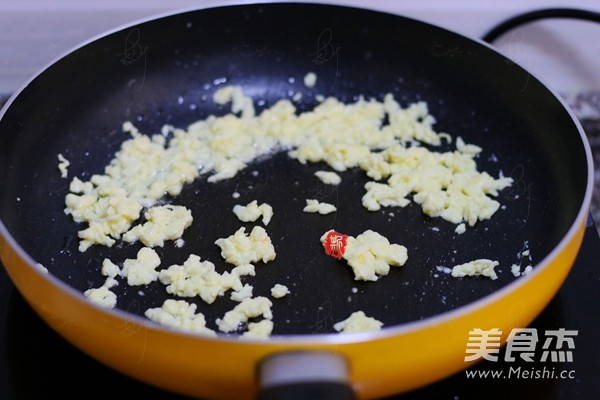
[0, 0, 599, 98]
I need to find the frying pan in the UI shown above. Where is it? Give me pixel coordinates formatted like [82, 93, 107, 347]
[0, 2, 593, 399]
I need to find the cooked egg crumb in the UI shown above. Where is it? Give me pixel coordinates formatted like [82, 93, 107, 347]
[64, 121, 204, 251]
[456, 136, 482, 155]
[242, 319, 274, 339]
[315, 170, 342, 185]
[84, 285, 117, 308]
[451, 259, 499, 280]
[65, 177, 144, 252]
[216, 296, 273, 333]
[334, 311, 383, 333]
[57, 153, 70, 178]
[84, 274, 119, 308]
[455, 223, 466, 234]
[436, 265, 453, 275]
[322, 229, 408, 281]
[121, 247, 161, 286]
[510, 264, 521, 277]
[271, 283, 290, 298]
[101, 258, 120, 278]
[144, 299, 216, 336]
[303, 72, 317, 88]
[303, 199, 337, 214]
[123, 205, 193, 247]
[213, 85, 255, 119]
[232, 200, 273, 225]
[215, 226, 276, 266]
[159, 254, 255, 304]
[35, 263, 49, 274]
[511, 263, 533, 278]
[231, 283, 254, 302]
[361, 145, 513, 226]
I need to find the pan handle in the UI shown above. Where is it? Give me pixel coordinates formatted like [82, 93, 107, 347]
[257, 351, 356, 400]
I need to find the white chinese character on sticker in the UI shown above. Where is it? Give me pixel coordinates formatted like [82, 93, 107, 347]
[465, 328, 503, 362]
[540, 328, 578, 362]
[504, 328, 538, 362]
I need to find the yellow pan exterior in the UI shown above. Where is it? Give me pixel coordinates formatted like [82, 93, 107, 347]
[0, 213, 587, 400]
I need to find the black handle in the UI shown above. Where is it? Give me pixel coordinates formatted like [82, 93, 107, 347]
[481, 8, 600, 43]
[257, 381, 356, 400]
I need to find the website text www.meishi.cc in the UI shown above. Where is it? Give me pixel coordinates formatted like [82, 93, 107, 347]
[465, 365, 576, 380]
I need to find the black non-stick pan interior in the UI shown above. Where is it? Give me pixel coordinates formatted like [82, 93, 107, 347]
[0, 3, 589, 335]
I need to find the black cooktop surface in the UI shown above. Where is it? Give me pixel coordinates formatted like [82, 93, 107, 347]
[1, 217, 599, 400]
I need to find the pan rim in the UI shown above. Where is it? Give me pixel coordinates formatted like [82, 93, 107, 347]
[0, 0, 595, 345]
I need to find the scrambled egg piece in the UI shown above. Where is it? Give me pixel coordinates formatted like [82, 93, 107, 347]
[216, 296, 273, 333]
[361, 145, 513, 226]
[231, 284, 254, 302]
[322, 229, 408, 281]
[451, 259, 499, 280]
[57, 153, 70, 178]
[62, 132, 195, 251]
[35, 263, 49, 274]
[511, 246, 533, 277]
[511, 263, 532, 277]
[456, 136, 482, 155]
[270, 283, 290, 298]
[213, 85, 255, 119]
[158, 254, 255, 304]
[84, 260, 120, 308]
[232, 200, 273, 225]
[315, 170, 341, 185]
[334, 311, 383, 333]
[361, 181, 410, 210]
[64, 123, 201, 251]
[65, 86, 511, 252]
[65, 177, 144, 251]
[303, 199, 337, 215]
[84, 283, 118, 308]
[145, 299, 216, 336]
[303, 72, 317, 88]
[123, 205, 193, 247]
[215, 226, 276, 266]
[510, 264, 521, 277]
[242, 319, 274, 339]
[101, 258, 121, 278]
[121, 247, 161, 286]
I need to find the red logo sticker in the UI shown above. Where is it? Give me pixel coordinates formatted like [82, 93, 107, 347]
[324, 231, 348, 259]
